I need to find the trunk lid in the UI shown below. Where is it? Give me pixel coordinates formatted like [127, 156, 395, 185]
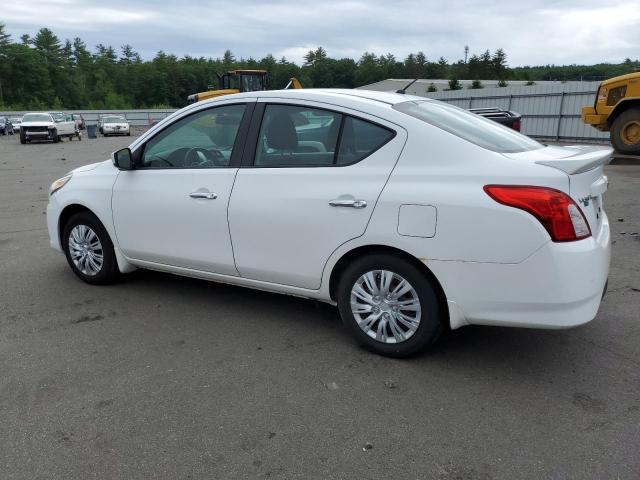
[504, 145, 612, 236]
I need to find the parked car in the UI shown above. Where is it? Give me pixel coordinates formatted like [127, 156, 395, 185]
[46, 90, 611, 357]
[469, 107, 522, 131]
[0, 116, 14, 135]
[8, 116, 22, 133]
[101, 115, 130, 136]
[20, 112, 80, 143]
[72, 114, 85, 130]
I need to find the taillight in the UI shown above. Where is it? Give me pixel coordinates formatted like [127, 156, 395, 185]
[511, 119, 521, 132]
[484, 185, 591, 242]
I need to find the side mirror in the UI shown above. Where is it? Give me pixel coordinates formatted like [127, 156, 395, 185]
[113, 148, 134, 170]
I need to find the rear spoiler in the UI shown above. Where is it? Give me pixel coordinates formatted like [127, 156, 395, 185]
[535, 146, 613, 175]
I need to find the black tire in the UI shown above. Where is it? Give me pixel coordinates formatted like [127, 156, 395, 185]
[62, 212, 120, 285]
[336, 254, 443, 357]
[610, 108, 640, 155]
[20, 132, 26, 144]
[52, 129, 59, 143]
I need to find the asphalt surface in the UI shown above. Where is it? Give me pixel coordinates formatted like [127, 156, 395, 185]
[1, 131, 639, 480]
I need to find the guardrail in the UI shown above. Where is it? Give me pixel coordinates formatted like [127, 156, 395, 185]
[0, 109, 178, 127]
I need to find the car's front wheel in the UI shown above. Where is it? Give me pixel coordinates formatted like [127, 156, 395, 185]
[337, 254, 443, 357]
[62, 212, 119, 285]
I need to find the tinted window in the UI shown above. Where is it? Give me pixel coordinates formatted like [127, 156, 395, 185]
[141, 104, 245, 169]
[336, 116, 395, 165]
[255, 104, 394, 167]
[394, 100, 542, 153]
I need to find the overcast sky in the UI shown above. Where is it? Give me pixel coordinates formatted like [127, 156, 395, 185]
[3, 0, 639, 66]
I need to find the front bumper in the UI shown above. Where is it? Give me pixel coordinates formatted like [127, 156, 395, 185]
[46, 199, 62, 252]
[581, 106, 608, 129]
[103, 127, 130, 135]
[432, 213, 611, 329]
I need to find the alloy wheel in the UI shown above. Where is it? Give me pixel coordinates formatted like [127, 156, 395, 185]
[350, 269, 422, 344]
[68, 225, 104, 276]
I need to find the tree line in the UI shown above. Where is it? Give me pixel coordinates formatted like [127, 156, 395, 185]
[0, 25, 638, 110]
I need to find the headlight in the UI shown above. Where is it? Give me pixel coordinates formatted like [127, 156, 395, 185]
[50, 174, 72, 196]
[48, 125, 56, 129]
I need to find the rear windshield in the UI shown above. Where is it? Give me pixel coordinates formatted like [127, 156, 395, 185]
[393, 100, 543, 153]
[22, 113, 52, 122]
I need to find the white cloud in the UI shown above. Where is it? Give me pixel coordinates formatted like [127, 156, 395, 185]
[2, 0, 638, 65]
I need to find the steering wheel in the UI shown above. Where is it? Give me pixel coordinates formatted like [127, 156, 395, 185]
[185, 147, 226, 167]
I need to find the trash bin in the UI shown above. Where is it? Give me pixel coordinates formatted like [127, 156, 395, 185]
[87, 124, 97, 139]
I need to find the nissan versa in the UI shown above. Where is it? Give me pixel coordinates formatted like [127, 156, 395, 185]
[46, 89, 611, 357]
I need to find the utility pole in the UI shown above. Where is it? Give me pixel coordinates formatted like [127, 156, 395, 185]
[464, 45, 469, 63]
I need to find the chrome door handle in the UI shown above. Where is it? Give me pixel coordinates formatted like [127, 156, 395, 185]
[329, 199, 367, 209]
[189, 192, 217, 200]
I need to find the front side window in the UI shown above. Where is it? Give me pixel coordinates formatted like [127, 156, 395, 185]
[141, 104, 246, 168]
[255, 104, 395, 167]
[394, 100, 542, 153]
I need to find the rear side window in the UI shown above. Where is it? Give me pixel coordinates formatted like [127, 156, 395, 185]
[254, 104, 395, 167]
[336, 116, 395, 165]
[394, 100, 542, 153]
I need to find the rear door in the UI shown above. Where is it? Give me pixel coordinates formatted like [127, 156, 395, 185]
[228, 100, 406, 290]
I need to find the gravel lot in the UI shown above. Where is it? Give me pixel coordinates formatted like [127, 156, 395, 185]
[1, 132, 639, 480]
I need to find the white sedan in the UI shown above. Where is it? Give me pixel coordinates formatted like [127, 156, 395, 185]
[46, 89, 611, 357]
[100, 115, 130, 136]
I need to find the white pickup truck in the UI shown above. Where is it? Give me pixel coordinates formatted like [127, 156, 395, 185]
[20, 112, 81, 144]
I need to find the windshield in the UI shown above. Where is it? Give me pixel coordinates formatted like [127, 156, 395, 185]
[22, 113, 53, 123]
[103, 116, 126, 123]
[9, 117, 21, 123]
[394, 100, 543, 153]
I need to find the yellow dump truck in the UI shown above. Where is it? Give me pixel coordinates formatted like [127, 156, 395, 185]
[187, 70, 303, 104]
[582, 72, 640, 154]
[187, 70, 269, 104]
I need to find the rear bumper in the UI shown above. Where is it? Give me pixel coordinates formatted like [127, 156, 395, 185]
[432, 214, 611, 329]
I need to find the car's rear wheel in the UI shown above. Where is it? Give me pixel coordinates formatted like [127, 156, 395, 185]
[337, 254, 443, 357]
[62, 212, 119, 285]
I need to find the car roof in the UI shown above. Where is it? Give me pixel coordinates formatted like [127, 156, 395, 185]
[204, 88, 428, 107]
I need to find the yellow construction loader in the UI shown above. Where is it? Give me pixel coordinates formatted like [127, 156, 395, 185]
[582, 71, 640, 154]
[187, 70, 302, 104]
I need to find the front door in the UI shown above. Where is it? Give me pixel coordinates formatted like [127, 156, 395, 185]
[228, 101, 406, 289]
[112, 103, 251, 275]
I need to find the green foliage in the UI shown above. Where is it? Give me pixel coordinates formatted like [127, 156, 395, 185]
[1, 26, 638, 110]
[448, 78, 462, 90]
[497, 79, 508, 87]
[470, 79, 483, 89]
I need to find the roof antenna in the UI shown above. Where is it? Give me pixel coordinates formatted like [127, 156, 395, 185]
[396, 78, 419, 94]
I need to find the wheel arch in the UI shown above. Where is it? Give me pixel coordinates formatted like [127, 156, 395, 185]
[328, 244, 450, 328]
[57, 203, 136, 274]
[607, 98, 640, 127]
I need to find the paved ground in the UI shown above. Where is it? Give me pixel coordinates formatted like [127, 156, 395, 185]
[1, 132, 639, 480]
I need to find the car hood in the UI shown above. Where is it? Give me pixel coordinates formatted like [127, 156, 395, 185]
[21, 121, 54, 127]
[73, 159, 112, 174]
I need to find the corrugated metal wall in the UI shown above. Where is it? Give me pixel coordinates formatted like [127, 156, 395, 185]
[361, 80, 610, 143]
[3, 82, 611, 143]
